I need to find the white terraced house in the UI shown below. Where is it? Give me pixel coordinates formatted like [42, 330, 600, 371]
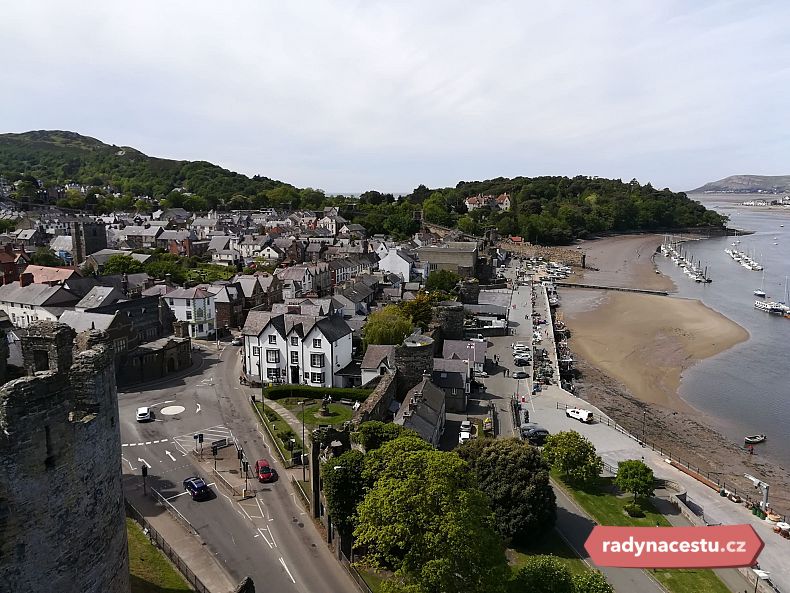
[241, 311, 353, 388]
[163, 286, 216, 338]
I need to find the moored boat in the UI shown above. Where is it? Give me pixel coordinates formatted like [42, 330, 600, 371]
[744, 434, 766, 444]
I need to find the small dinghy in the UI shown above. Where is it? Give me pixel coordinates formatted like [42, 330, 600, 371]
[744, 434, 766, 444]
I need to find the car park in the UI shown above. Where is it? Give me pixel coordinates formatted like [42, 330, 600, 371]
[183, 476, 212, 500]
[255, 459, 277, 483]
[135, 407, 152, 422]
[514, 358, 530, 367]
[565, 407, 594, 423]
[512, 370, 528, 379]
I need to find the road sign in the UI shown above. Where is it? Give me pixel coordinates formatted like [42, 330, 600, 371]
[211, 437, 229, 449]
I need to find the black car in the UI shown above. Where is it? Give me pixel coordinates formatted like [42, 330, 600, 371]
[183, 476, 211, 500]
[514, 358, 530, 367]
[520, 423, 550, 445]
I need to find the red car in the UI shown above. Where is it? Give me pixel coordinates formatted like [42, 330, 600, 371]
[255, 459, 276, 483]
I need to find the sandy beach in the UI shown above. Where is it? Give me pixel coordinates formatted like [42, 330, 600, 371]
[557, 234, 790, 513]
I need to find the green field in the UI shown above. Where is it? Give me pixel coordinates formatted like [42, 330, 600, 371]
[553, 476, 731, 593]
[127, 519, 192, 593]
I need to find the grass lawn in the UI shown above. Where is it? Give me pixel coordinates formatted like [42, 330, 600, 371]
[553, 474, 730, 593]
[356, 566, 388, 593]
[254, 402, 303, 460]
[127, 519, 191, 593]
[294, 402, 354, 426]
[509, 529, 589, 577]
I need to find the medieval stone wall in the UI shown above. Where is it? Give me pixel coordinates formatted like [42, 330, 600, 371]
[499, 241, 586, 267]
[393, 333, 435, 395]
[0, 322, 129, 593]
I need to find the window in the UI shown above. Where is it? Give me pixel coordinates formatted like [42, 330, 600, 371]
[169, 299, 174, 305]
[290, 351, 298, 365]
[313, 338, 322, 348]
[310, 372, 325, 384]
[291, 336, 298, 346]
[268, 335, 277, 344]
[266, 350, 279, 363]
[267, 367, 279, 380]
[310, 353, 325, 368]
[252, 346, 260, 356]
[198, 324, 204, 333]
[186, 299, 191, 306]
[186, 310, 192, 320]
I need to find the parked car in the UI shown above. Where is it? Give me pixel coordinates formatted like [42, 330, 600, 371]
[183, 476, 212, 501]
[520, 423, 550, 444]
[136, 407, 152, 422]
[231, 337, 243, 346]
[565, 407, 594, 423]
[474, 370, 489, 378]
[514, 358, 530, 367]
[512, 371, 528, 379]
[460, 420, 473, 432]
[458, 430, 473, 445]
[255, 459, 277, 483]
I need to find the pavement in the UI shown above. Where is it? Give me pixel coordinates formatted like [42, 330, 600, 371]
[119, 341, 360, 593]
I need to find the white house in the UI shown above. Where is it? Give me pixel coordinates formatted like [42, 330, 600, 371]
[377, 248, 415, 282]
[360, 345, 395, 386]
[241, 311, 353, 388]
[0, 280, 79, 328]
[163, 286, 216, 338]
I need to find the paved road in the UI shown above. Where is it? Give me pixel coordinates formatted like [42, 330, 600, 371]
[119, 344, 358, 593]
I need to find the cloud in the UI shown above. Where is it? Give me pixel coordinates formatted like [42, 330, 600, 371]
[2, 0, 790, 192]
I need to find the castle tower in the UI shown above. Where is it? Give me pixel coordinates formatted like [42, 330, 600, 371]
[393, 332, 435, 395]
[0, 321, 129, 593]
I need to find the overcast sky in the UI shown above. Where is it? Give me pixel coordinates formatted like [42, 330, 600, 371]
[3, 1, 789, 193]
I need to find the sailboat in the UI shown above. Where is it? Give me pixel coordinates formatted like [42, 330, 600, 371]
[754, 271, 766, 298]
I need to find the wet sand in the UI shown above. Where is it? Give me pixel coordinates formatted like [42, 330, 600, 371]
[557, 234, 790, 513]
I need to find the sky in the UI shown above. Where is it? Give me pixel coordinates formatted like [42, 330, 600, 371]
[3, 0, 790, 194]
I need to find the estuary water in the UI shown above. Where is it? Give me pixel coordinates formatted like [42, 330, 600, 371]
[660, 193, 790, 468]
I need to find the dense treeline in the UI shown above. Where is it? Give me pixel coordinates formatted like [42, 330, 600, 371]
[0, 131, 725, 245]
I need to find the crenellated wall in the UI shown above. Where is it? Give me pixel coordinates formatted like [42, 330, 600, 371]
[0, 321, 129, 593]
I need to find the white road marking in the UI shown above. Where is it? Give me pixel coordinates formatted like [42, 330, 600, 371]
[166, 491, 190, 501]
[264, 525, 277, 548]
[122, 443, 129, 447]
[138, 457, 151, 469]
[150, 400, 175, 407]
[254, 497, 271, 522]
[121, 457, 136, 471]
[145, 441, 152, 445]
[258, 528, 274, 549]
[279, 557, 296, 583]
[160, 405, 186, 416]
[238, 502, 253, 521]
[196, 403, 201, 413]
[165, 450, 176, 461]
[137, 442, 145, 446]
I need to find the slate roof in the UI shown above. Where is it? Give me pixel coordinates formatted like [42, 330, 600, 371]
[75, 286, 125, 309]
[0, 282, 77, 306]
[166, 287, 213, 300]
[442, 339, 486, 364]
[361, 345, 395, 370]
[59, 310, 116, 332]
[394, 377, 445, 443]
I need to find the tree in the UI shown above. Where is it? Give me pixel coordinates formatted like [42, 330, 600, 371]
[541, 431, 602, 488]
[363, 305, 413, 347]
[425, 269, 460, 293]
[398, 292, 437, 331]
[614, 460, 655, 501]
[102, 254, 144, 275]
[355, 421, 414, 451]
[509, 556, 574, 593]
[457, 438, 556, 545]
[30, 247, 65, 267]
[572, 571, 614, 593]
[321, 450, 365, 537]
[355, 448, 508, 593]
[361, 434, 434, 487]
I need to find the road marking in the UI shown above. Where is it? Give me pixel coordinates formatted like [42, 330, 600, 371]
[196, 403, 201, 413]
[166, 491, 190, 501]
[122, 443, 129, 447]
[150, 400, 175, 408]
[165, 450, 176, 461]
[279, 557, 295, 583]
[160, 405, 186, 416]
[138, 457, 151, 469]
[145, 441, 152, 445]
[137, 442, 145, 446]
[258, 528, 274, 549]
[121, 457, 136, 471]
[255, 497, 272, 522]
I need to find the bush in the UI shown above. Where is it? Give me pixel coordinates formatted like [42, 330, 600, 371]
[623, 502, 645, 518]
[261, 384, 373, 402]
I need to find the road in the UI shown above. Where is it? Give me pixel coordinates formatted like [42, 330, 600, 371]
[119, 345, 358, 593]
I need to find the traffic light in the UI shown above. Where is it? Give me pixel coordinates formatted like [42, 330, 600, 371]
[212, 445, 218, 457]
[198, 433, 204, 443]
[141, 466, 148, 477]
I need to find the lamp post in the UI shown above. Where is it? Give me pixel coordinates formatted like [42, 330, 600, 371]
[642, 410, 647, 445]
[299, 400, 306, 482]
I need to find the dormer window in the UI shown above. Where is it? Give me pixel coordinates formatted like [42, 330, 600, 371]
[313, 338, 321, 348]
[268, 335, 277, 344]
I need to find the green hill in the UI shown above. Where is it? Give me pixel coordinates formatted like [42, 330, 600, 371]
[690, 174, 790, 194]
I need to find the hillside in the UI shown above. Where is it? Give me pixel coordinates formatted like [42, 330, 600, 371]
[0, 130, 285, 208]
[0, 130, 727, 244]
[690, 175, 790, 194]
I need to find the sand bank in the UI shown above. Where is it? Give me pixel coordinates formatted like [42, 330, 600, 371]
[565, 291, 748, 410]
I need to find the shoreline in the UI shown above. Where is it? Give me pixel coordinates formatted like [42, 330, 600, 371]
[554, 234, 790, 514]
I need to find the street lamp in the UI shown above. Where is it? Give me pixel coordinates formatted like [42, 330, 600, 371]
[298, 400, 307, 482]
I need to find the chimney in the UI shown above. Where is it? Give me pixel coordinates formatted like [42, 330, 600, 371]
[19, 272, 33, 287]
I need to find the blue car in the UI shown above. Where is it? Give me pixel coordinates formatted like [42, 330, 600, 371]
[183, 476, 211, 501]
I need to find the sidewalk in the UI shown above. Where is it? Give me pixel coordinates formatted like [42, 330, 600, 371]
[123, 476, 237, 593]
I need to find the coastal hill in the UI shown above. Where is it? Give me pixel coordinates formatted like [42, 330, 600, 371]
[0, 130, 727, 245]
[691, 174, 790, 194]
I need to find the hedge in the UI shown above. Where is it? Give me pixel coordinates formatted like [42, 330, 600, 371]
[261, 384, 373, 402]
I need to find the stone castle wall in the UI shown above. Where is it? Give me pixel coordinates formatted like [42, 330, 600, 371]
[499, 241, 586, 267]
[393, 333, 436, 395]
[0, 322, 129, 593]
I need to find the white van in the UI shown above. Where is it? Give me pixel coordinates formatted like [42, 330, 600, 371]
[565, 408, 593, 423]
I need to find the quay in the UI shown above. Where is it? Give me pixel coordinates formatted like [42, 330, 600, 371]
[555, 282, 669, 296]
